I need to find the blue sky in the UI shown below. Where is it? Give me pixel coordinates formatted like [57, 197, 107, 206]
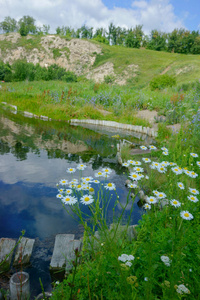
[0, 0, 199, 34]
[102, 0, 200, 31]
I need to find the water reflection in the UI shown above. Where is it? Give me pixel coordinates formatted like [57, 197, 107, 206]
[0, 108, 144, 241]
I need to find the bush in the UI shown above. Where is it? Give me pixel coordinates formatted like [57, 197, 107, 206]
[0, 61, 12, 81]
[150, 74, 176, 90]
[62, 71, 77, 82]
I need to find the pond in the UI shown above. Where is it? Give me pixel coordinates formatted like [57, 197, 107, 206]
[0, 107, 148, 297]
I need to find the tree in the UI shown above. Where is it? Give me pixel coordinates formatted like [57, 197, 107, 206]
[125, 25, 143, 48]
[0, 61, 12, 81]
[18, 15, 37, 36]
[0, 16, 18, 33]
[42, 24, 50, 35]
[147, 30, 167, 51]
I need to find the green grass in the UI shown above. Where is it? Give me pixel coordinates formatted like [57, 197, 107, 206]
[1, 33, 200, 88]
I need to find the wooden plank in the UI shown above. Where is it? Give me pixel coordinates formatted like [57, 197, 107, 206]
[0, 238, 16, 273]
[50, 234, 75, 271]
[13, 237, 35, 267]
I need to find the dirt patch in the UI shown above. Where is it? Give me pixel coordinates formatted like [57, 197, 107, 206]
[161, 65, 171, 75]
[136, 110, 158, 124]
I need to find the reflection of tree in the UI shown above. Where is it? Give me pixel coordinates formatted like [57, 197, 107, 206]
[11, 141, 29, 161]
[0, 140, 10, 155]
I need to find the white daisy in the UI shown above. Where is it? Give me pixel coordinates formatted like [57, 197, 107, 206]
[77, 163, 87, 170]
[102, 167, 112, 174]
[127, 160, 136, 165]
[197, 161, 200, 167]
[190, 153, 198, 158]
[156, 192, 167, 199]
[189, 188, 199, 195]
[62, 196, 77, 205]
[128, 183, 137, 188]
[82, 176, 93, 183]
[59, 179, 68, 185]
[149, 145, 157, 150]
[157, 166, 167, 173]
[170, 199, 181, 207]
[171, 166, 182, 175]
[76, 184, 83, 191]
[180, 211, 194, 220]
[56, 193, 63, 199]
[92, 179, 100, 184]
[65, 189, 72, 195]
[140, 145, 147, 150]
[129, 172, 140, 181]
[150, 162, 160, 169]
[160, 161, 170, 166]
[177, 182, 184, 190]
[142, 158, 151, 163]
[134, 161, 142, 165]
[153, 190, 159, 196]
[187, 195, 199, 203]
[161, 147, 168, 151]
[122, 162, 130, 167]
[162, 151, 169, 156]
[134, 167, 144, 173]
[104, 182, 116, 190]
[146, 196, 157, 204]
[95, 171, 104, 177]
[143, 203, 151, 210]
[66, 167, 76, 173]
[80, 194, 94, 205]
[161, 255, 171, 267]
[187, 171, 198, 178]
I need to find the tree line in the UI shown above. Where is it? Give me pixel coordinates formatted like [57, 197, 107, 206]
[1, 15, 200, 54]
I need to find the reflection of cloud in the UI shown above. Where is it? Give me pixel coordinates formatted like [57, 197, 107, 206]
[0, 151, 116, 186]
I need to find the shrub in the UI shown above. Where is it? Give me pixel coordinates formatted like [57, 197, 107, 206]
[61, 71, 77, 82]
[150, 74, 176, 90]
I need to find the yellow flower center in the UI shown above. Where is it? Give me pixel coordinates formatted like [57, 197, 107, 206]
[173, 201, 177, 204]
[65, 198, 70, 201]
[184, 213, 189, 217]
[89, 188, 94, 192]
[159, 194, 163, 197]
[132, 175, 137, 178]
[69, 169, 73, 171]
[191, 197, 195, 200]
[84, 197, 90, 202]
[108, 183, 112, 187]
[192, 190, 196, 193]
[77, 185, 81, 188]
[150, 199, 154, 202]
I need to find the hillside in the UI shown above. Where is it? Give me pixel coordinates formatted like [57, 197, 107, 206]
[0, 33, 200, 87]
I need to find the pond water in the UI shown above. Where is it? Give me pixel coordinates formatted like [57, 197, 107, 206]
[0, 108, 148, 297]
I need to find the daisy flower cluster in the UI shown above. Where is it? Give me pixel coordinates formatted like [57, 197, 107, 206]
[56, 166, 117, 206]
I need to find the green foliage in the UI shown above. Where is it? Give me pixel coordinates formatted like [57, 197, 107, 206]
[18, 15, 37, 36]
[0, 61, 12, 81]
[53, 48, 62, 59]
[0, 16, 18, 33]
[150, 74, 176, 90]
[61, 71, 77, 82]
[104, 74, 115, 84]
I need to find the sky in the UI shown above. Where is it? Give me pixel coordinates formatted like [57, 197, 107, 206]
[0, 0, 200, 34]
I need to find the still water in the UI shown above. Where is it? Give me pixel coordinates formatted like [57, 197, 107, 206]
[0, 108, 147, 296]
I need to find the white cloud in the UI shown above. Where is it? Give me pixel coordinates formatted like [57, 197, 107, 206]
[0, 0, 185, 34]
